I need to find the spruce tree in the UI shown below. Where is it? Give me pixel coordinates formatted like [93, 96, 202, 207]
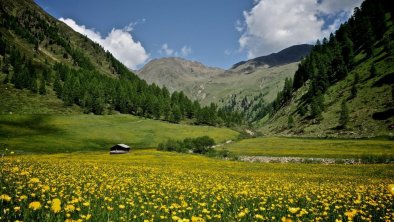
[339, 101, 349, 129]
[287, 115, 294, 128]
[53, 74, 62, 98]
[370, 63, 376, 78]
[39, 77, 46, 95]
[170, 105, 181, 123]
[3, 73, 9, 84]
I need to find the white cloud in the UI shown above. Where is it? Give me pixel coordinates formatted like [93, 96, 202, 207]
[158, 44, 192, 57]
[235, 20, 244, 32]
[224, 49, 232, 56]
[239, 0, 362, 59]
[59, 18, 149, 70]
[159, 43, 175, 56]
[318, 0, 361, 14]
[181, 46, 192, 57]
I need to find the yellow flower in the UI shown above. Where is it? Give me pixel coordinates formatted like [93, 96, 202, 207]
[86, 214, 92, 220]
[29, 178, 40, 183]
[83, 202, 90, 207]
[191, 217, 205, 222]
[0, 194, 11, 202]
[65, 204, 75, 212]
[19, 195, 27, 201]
[238, 211, 246, 218]
[345, 209, 358, 220]
[29, 201, 41, 210]
[119, 204, 125, 209]
[255, 214, 264, 219]
[172, 216, 180, 221]
[388, 184, 394, 196]
[289, 207, 300, 214]
[14, 206, 21, 212]
[51, 198, 62, 213]
[281, 217, 293, 222]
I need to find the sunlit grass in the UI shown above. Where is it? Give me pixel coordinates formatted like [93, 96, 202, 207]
[0, 114, 238, 153]
[224, 137, 394, 159]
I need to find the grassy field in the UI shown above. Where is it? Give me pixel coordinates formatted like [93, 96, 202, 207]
[223, 137, 394, 159]
[0, 114, 238, 153]
[0, 150, 393, 222]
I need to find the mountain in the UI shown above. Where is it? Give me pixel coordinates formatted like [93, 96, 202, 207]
[0, 0, 242, 126]
[136, 44, 312, 108]
[257, 0, 394, 137]
[231, 44, 313, 74]
[137, 57, 224, 92]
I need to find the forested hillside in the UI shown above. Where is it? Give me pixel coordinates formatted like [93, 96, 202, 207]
[258, 0, 394, 136]
[0, 0, 242, 126]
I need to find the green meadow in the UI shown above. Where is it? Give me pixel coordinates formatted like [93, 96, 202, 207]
[223, 137, 394, 159]
[0, 114, 238, 153]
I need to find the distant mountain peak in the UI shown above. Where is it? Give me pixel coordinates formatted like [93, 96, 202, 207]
[231, 44, 313, 73]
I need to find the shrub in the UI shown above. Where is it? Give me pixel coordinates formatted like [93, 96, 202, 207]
[157, 136, 215, 154]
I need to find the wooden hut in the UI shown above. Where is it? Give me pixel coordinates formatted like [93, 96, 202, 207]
[109, 144, 130, 154]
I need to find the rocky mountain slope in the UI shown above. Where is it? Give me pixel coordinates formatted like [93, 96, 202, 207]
[136, 45, 312, 106]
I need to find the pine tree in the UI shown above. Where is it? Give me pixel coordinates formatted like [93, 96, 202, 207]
[339, 100, 349, 129]
[392, 85, 394, 103]
[3, 73, 9, 84]
[350, 73, 359, 98]
[310, 95, 323, 119]
[351, 84, 357, 99]
[170, 105, 181, 123]
[39, 77, 46, 95]
[53, 74, 62, 98]
[287, 115, 294, 128]
[370, 63, 376, 78]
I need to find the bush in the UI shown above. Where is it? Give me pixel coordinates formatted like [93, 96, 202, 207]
[157, 136, 215, 154]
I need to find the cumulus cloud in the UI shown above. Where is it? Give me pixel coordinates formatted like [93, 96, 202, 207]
[59, 18, 149, 70]
[239, 0, 362, 59]
[158, 43, 192, 57]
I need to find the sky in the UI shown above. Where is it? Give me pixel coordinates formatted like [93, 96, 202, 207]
[35, 0, 362, 70]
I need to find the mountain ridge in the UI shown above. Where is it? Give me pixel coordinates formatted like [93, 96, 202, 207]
[231, 44, 313, 74]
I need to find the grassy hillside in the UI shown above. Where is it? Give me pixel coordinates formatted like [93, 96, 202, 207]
[259, 44, 394, 137]
[258, 5, 394, 137]
[0, 0, 115, 77]
[0, 82, 82, 114]
[0, 114, 239, 153]
[223, 137, 393, 159]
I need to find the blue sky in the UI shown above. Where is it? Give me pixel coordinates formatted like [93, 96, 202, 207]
[35, 0, 362, 69]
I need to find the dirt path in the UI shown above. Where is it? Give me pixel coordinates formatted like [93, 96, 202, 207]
[239, 156, 361, 164]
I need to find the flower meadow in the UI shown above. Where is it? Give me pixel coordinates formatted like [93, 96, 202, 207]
[0, 150, 393, 222]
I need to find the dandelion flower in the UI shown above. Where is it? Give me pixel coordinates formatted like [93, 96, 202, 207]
[0, 194, 11, 202]
[51, 198, 62, 213]
[65, 204, 75, 212]
[29, 201, 41, 210]
[388, 184, 394, 196]
[29, 178, 40, 183]
[289, 207, 300, 214]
